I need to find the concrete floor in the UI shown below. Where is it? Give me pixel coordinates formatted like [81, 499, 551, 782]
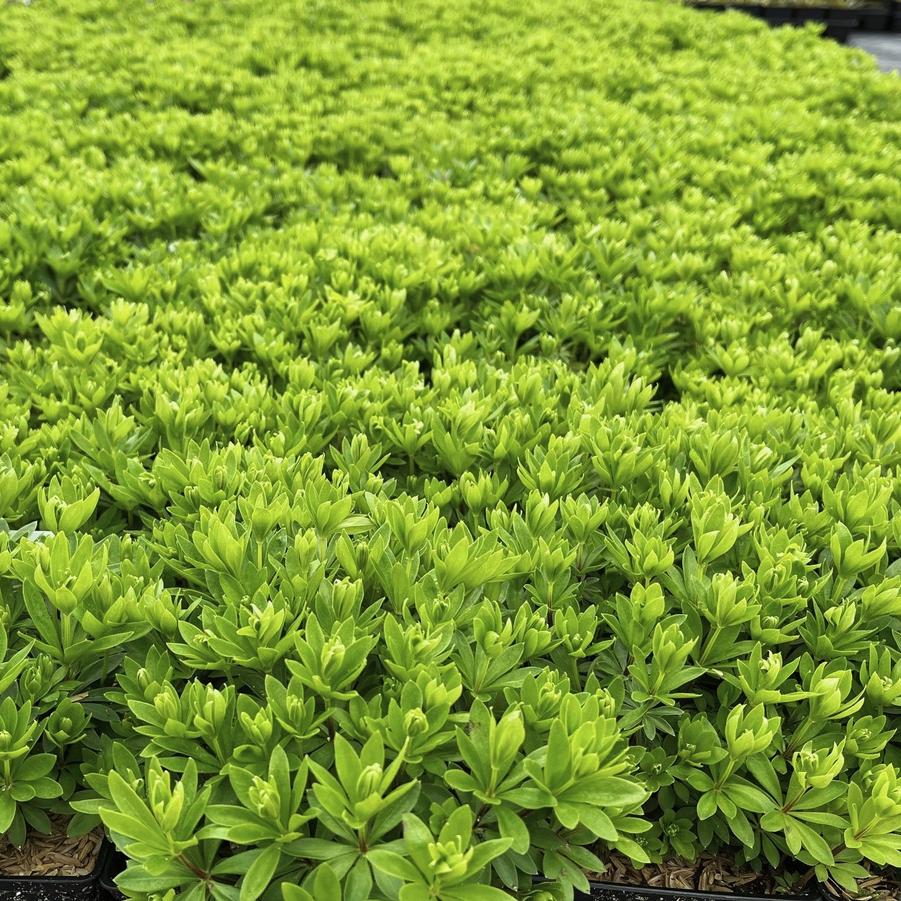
[849, 33, 901, 73]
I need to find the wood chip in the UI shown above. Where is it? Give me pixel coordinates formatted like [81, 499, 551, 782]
[593, 852, 899, 898]
[0, 817, 103, 877]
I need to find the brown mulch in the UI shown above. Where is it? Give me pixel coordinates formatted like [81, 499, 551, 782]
[596, 853, 900, 899]
[0, 818, 103, 877]
[596, 852, 799, 894]
[823, 873, 901, 901]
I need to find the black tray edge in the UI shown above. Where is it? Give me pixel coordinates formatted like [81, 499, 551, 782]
[97, 845, 126, 900]
[579, 880, 824, 901]
[686, 1, 901, 39]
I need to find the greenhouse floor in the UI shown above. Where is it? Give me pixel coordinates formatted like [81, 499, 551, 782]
[849, 32, 901, 72]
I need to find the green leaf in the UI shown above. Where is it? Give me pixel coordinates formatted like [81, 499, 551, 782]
[117, 869, 193, 892]
[99, 810, 168, 850]
[344, 857, 372, 901]
[239, 844, 281, 901]
[697, 791, 717, 821]
[368, 849, 422, 883]
[287, 839, 352, 860]
[333, 734, 362, 793]
[0, 792, 16, 834]
[495, 805, 530, 853]
[728, 808, 755, 848]
[614, 836, 651, 865]
[468, 837, 513, 872]
[723, 780, 776, 813]
[443, 886, 515, 901]
[309, 863, 344, 901]
[561, 774, 647, 808]
[21, 589, 60, 654]
[445, 770, 479, 794]
[791, 819, 835, 865]
[545, 721, 571, 788]
[282, 887, 314, 901]
[745, 754, 782, 802]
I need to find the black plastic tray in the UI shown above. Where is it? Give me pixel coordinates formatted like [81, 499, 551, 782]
[689, 2, 900, 42]
[95, 862, 833, 901]
[95, 854, 892, 901]
[0, 839, 113, 901]
[97, 846, 125, 900]
[577, 880, 823, 901]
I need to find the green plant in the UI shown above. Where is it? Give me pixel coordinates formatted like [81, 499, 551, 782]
[0, 0, 898, 897]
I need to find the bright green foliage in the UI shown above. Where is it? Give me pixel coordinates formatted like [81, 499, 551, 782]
[0, 0, 900, 898]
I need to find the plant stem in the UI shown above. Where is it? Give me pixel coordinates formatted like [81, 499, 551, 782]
[178, 853, 211, 881]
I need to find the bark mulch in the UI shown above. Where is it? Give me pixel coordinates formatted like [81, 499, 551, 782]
[597, 853, 899, 898]
[0, 818, 103, 877]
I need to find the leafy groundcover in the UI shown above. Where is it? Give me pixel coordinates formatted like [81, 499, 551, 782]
[0, 0, 900, 899]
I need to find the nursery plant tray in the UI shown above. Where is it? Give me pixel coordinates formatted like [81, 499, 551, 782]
[688, 2, 900, 41]
[0, 839, 113, 901]
[97, 847, 125, 901]
[578, 881, 823, 901]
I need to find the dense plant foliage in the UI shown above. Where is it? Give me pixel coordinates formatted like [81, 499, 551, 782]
[0, 0, 900, 898]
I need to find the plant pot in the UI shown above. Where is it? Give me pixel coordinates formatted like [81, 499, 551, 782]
[576, 881, 823, 901]
[858, 7, 891, 29]
[0, 839, 114, 901]
[97, 846, 126, 901]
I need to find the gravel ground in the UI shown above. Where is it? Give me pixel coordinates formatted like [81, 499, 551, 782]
[849, 32, 901, 71]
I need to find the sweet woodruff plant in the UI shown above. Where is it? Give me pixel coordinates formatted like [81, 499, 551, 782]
[0, 0, 899, 899]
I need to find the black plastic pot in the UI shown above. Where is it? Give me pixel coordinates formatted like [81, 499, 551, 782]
[97, 846, 126, 901]
[0, 839, 114, 901]
[576, 881, 823, 901]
